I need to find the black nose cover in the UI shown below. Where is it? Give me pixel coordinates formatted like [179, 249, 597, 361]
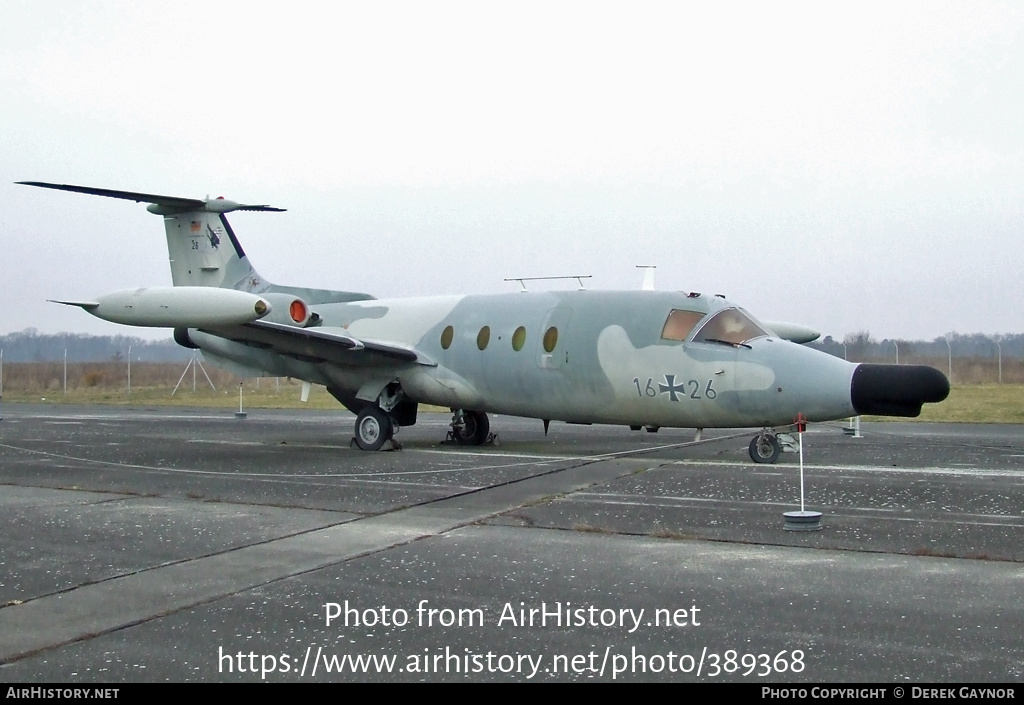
[851, 364, 950, 417]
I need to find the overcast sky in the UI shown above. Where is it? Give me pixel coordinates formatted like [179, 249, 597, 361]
[1, 1, 1021, 342]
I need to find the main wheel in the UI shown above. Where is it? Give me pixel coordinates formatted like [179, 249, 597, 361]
[453, 410, 490, 446]
[354, 407, 393, 451]
[749, 433, 781, 464]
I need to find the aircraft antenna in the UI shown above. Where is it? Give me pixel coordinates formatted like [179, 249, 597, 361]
[504, 275, 592, 292]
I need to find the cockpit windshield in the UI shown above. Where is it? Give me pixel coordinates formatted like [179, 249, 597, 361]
[660, 309, 705, 341]
[692, 308, 769, 345]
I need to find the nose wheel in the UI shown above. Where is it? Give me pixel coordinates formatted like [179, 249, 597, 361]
[749, 431, 781, 464]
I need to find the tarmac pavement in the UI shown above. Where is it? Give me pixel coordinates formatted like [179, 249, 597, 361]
[0, 404, 1021, 682]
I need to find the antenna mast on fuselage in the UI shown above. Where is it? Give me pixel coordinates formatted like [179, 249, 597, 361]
[504, 275, 592, 292]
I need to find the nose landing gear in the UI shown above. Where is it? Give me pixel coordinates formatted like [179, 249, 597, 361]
[749, 430, 782, 464]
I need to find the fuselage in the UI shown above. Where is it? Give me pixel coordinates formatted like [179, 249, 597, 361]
[194, 288, 860, 429]
[20, 180, 951, 449]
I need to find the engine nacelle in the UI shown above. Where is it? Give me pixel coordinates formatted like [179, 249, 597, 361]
[259, 293, 316, 327]
[51, 287, 272, 328]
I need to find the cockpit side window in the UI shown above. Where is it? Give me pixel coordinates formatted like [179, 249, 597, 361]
[661, 309, 705, 341]
[692, 308, 769, 345]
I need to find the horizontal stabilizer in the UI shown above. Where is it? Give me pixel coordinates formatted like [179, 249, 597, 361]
[17, 182, 285, 214]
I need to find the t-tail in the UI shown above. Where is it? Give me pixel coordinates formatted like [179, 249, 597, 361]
[17, 181, 375, 307]
[18, 182, 280, 292]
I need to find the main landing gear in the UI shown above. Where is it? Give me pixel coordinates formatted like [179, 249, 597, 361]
[342, 382, 416, 452]
[448, 409, 493, 446]
[351, 406, 495, 450]
[353, 406, 397, 451]
[749, 429, 782, 464]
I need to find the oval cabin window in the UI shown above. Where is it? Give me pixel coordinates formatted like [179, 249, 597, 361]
[440, 325, 454, 350]
[543, 326, 558, 353]
[512, 326, 526, 351]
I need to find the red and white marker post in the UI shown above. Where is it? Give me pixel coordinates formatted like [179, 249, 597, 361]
[784, 412, 822, 531]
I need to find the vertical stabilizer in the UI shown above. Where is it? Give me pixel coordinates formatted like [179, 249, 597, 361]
[163, 211, 268, 292]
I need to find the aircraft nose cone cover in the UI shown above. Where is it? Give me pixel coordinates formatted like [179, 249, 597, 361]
[850, 364, 950, 417]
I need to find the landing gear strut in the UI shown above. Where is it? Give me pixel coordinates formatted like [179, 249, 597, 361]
[449, 409, 491, 446]
[354, 407, 395, 451]
[748, 430, 781, 464]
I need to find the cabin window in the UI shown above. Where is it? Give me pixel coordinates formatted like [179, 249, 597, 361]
[543, 326, 558, 353]
[660, 309, 704, 342]
[440, 325, 454, 350]
[512, 326, 527, 351]
[692, 308, 769, 345]
[477, 326, 491, 350]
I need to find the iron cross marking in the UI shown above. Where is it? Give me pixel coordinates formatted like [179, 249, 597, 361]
[659, 374, 686, 402]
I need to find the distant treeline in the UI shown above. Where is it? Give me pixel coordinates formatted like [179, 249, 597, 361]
[0, 329, 192, 363]
[1, 328, 1022, 363]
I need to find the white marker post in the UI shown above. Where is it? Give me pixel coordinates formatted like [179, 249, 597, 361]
[784, 413, 822, 531]
[235, 382, 247, 419]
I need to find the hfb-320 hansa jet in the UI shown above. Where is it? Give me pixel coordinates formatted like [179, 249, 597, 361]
[21, 181, 950, 462]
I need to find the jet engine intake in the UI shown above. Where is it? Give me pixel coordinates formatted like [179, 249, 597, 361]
[260, 294, 314, 326]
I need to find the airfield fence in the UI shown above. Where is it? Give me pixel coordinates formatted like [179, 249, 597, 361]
[2, 361, 241, 393]
[0, 361, 325, 406]
[839, 355, 1024, 385]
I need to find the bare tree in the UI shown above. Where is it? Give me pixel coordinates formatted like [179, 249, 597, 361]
[843, 330, 874, 361]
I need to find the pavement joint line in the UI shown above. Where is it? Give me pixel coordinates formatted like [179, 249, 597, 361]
[573, 491, 1024, 520]
[0, 441, 571, 478]
[675, 459, 1024, 476]
[0, 427, 749, 478]
[0, 457, 644, 664]
[535, 522, 1024, 565]
[565, 497, 1024, 528]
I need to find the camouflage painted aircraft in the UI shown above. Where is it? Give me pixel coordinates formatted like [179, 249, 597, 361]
[21, 181, 950, 462]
